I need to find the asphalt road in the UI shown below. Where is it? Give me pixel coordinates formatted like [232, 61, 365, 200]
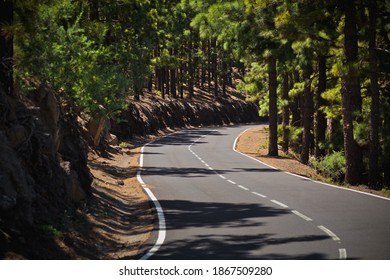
[139, 124, 390, 260]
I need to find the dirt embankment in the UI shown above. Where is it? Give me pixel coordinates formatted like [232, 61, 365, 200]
[1, 84, 260, 259]
[1, 86, 91, 259]
[111, 90, 260, 139]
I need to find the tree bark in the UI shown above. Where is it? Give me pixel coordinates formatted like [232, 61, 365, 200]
[368, 1, 381, 189]
[0, 0, 14, 97]
[282, 72, 290, 154]
[212, 40, 218, 98]
[301, 69, 313, 164]
[315, 55, 327, 158]
[188, 39, 194, 99]
[341, 0, 362, 185]
[208, 39, 212, 94]
[268, 56, 278, 157]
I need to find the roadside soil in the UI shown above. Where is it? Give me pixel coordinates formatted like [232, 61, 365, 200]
[53, 134, 167, 259]
[235, 126, 390, 199]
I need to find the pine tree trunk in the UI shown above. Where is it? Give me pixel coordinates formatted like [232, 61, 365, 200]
[368, 1, 381, 189]
[212, 40, 218, 98]
[165, 68, 170, 97]
[384, 104, 390, 187]
[161, 68, 166, 99]
[222, 58, 227, 97]
[315, 55, 327, 158]
[282, 72, 290, 154]
[188, 39, 194, 99]
[0, 0, 14, 96]
[268, 56, 278, 157]
[179, 65, 184, 99]
[341, 0, 362, 185]
[201, 41, 206, 90]
[301, 69, 313, 164]
[170, 69, 176, 98]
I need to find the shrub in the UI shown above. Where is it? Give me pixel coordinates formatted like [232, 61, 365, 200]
[311, 151, 346, 182]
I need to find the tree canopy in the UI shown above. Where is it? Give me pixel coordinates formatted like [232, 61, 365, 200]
[1, 0, 389, 188]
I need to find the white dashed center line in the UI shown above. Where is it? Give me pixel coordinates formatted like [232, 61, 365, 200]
[187, 130, 347, 259]
[318, 225, 341, 242]
[252, 191, 267, 198]
[292, 210, 313, 221]
[270, 200, 289, 208]
[237, 185, 249, 191]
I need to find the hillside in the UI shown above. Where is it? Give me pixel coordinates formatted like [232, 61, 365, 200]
[0, 82, 260, 259]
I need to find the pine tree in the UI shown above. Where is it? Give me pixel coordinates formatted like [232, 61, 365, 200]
[0, 0, 14, 96]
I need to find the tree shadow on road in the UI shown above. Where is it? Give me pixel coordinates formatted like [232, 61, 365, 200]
[150, 233, 329, 260]
[136, 199, 333, 260]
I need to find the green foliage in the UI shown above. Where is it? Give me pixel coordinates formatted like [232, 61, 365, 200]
[311, 151, 346, 182]
[289, 125, 303, 148]
[40, 224, 64, 240]
[16, 1, 132, 118]
[321, 85, 342, 119]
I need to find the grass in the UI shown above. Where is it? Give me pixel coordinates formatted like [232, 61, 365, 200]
[40, 224, 64, 240]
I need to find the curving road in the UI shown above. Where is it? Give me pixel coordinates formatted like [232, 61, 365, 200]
[139, 125, 390, 260]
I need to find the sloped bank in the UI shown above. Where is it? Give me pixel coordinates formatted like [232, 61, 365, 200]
[111, 94, 260, 138]
[0, 86, 92, 259]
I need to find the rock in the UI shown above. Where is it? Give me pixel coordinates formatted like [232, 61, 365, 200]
[61, 161, 86, 203]
[31, 84, 61, 154]
[0, 131, 36, 222]
[106, 133, 118, 146]
[6, 125, 29, 148]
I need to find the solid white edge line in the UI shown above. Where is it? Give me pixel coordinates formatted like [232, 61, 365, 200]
[232, 127, 390, 201]
[291, 210, 313, 221]
[137, 134, 173, 260]
[271, 199, 289, 208]
[139, 188, 166, 260]
[136, 170, 145, 185]
[339, 248, 347, 260]
[318, 225, 341, 242]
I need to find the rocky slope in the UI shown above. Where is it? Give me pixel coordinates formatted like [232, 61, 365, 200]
[0, 84, 260, 259]
[0, 86, 91, 259]
[111, 90, 260, 139]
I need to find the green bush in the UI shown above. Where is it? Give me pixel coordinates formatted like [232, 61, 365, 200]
[311, 151, 346, 182]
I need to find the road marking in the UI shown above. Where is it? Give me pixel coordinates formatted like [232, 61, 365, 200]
[140, 188, 166, 260]
[233, 127, 390, 202]
[237, 185, 249, 191]
[252, 191, 267, 198]
[227, 179, 236, 185]
[318, 225, 341, 241]
[271, 200, 289, 208]
[136, 136, 169, 260]
[218, 175, 226, 180]
[136, 170, 145, 185]
[339, 248, 347, 260]
[292, 210, 313, 221]
[208, 167, 213, 170]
